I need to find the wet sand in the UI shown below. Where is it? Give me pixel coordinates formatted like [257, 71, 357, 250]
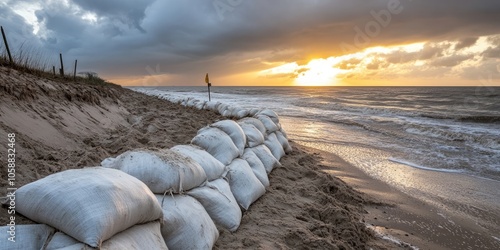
[313, 145, 500, 249]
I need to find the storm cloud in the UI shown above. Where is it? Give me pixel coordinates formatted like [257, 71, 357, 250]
[1, 0, 500, 85]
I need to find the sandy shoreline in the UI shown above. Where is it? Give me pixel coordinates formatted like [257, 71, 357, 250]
[309, 145, 500, 250]
[2, 67, 498, 249]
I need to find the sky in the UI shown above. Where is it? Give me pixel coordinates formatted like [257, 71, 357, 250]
[1, 0, 499, 86]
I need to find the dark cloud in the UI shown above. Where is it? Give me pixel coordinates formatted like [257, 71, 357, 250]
[454, 37, 478, 50]
[482, 47, 500, 59]
[1, 0, 500, 84]
[0, 3, 39, 49]
[335, 58, 362, 70]
[35, 6, 88, 50]
[385, 50, 417, 64]
[431, 54, 474, 67]
[420, 43, 448, 60]
[461, 61, 500, 80]
[71, 0, 155, 32]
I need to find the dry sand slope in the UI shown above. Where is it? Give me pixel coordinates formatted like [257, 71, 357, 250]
[0, 67, 402, 249]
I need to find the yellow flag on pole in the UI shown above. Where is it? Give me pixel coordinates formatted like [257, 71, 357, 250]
[205, 73, 209, 84]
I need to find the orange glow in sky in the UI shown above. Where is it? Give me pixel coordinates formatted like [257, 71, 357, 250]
[256, 37, 500, 87]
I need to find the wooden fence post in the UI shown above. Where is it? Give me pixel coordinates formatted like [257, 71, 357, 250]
[1, 26, 13, 65]
[59, 53, 64, 76]
[52, 66, 55, 76]
[73, 59, 77, 81]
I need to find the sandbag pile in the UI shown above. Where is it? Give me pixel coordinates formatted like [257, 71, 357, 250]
[4, 168, 166, 249]
[5, 93, 292, 250]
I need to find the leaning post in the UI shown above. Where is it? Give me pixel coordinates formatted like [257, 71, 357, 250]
[73, 59, 77, 81]
[1, 26, 13, 65]
[59, 53, 64, 76]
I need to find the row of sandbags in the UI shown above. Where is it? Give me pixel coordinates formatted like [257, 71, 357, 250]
[97, 114, 292, 249]
[0, 97, 292, 250]
[134, 88, 265, 120]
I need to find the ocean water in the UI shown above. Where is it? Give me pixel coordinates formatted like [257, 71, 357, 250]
[133, 86, 500, 182]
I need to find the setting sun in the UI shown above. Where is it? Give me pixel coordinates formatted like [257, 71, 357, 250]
[295, 58, 344, 86]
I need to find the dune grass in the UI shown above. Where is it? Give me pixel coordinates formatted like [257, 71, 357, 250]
[0, 41, 111, 86]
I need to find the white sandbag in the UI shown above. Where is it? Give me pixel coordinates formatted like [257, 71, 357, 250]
[187, 179, 242, 232]
[264, 133, 286, 160]
[167, 96, 182, 104]
[223, 106, 234, 115]
[257, 109, 280, 124]
[255, 115, 280, 134]
[226, 159, 266, 210]
[217, 103, 230, 114]
[180, 98, 189, 107]
[51, 244, 88, 250]
[195, 100, 206, 110]
[156, 195, 218, 250]
[221, 108, 232, 117]
[45, 232, 83, 250]
[46, 222, 168, 250]
[230, 107, 250, 119]
[0, 224, 54, 250]
[242, 149, 270, 188]
[192, 127, 240, 165]
[226, 106, 237, 117]
[106, 149, 207, 193]
[239, 123, 265, 147]
[279, 127, 289, 139]
[100, 157, 115, 167]
[210, 120, 246, 156]
[238, 117, 267, 136]
[102, 221, 168, 250]
[171, 145, 226, 181]
[248, 145, 281, 173]
[205, 101, 220, 111]
[16, 167, 163, 248]
[186, 98, 198, 107]
[248, 108, 261, 117]
[276, 130, 293, 153]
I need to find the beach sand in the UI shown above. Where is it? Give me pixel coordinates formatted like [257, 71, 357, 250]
[3, 66, 497, 249]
